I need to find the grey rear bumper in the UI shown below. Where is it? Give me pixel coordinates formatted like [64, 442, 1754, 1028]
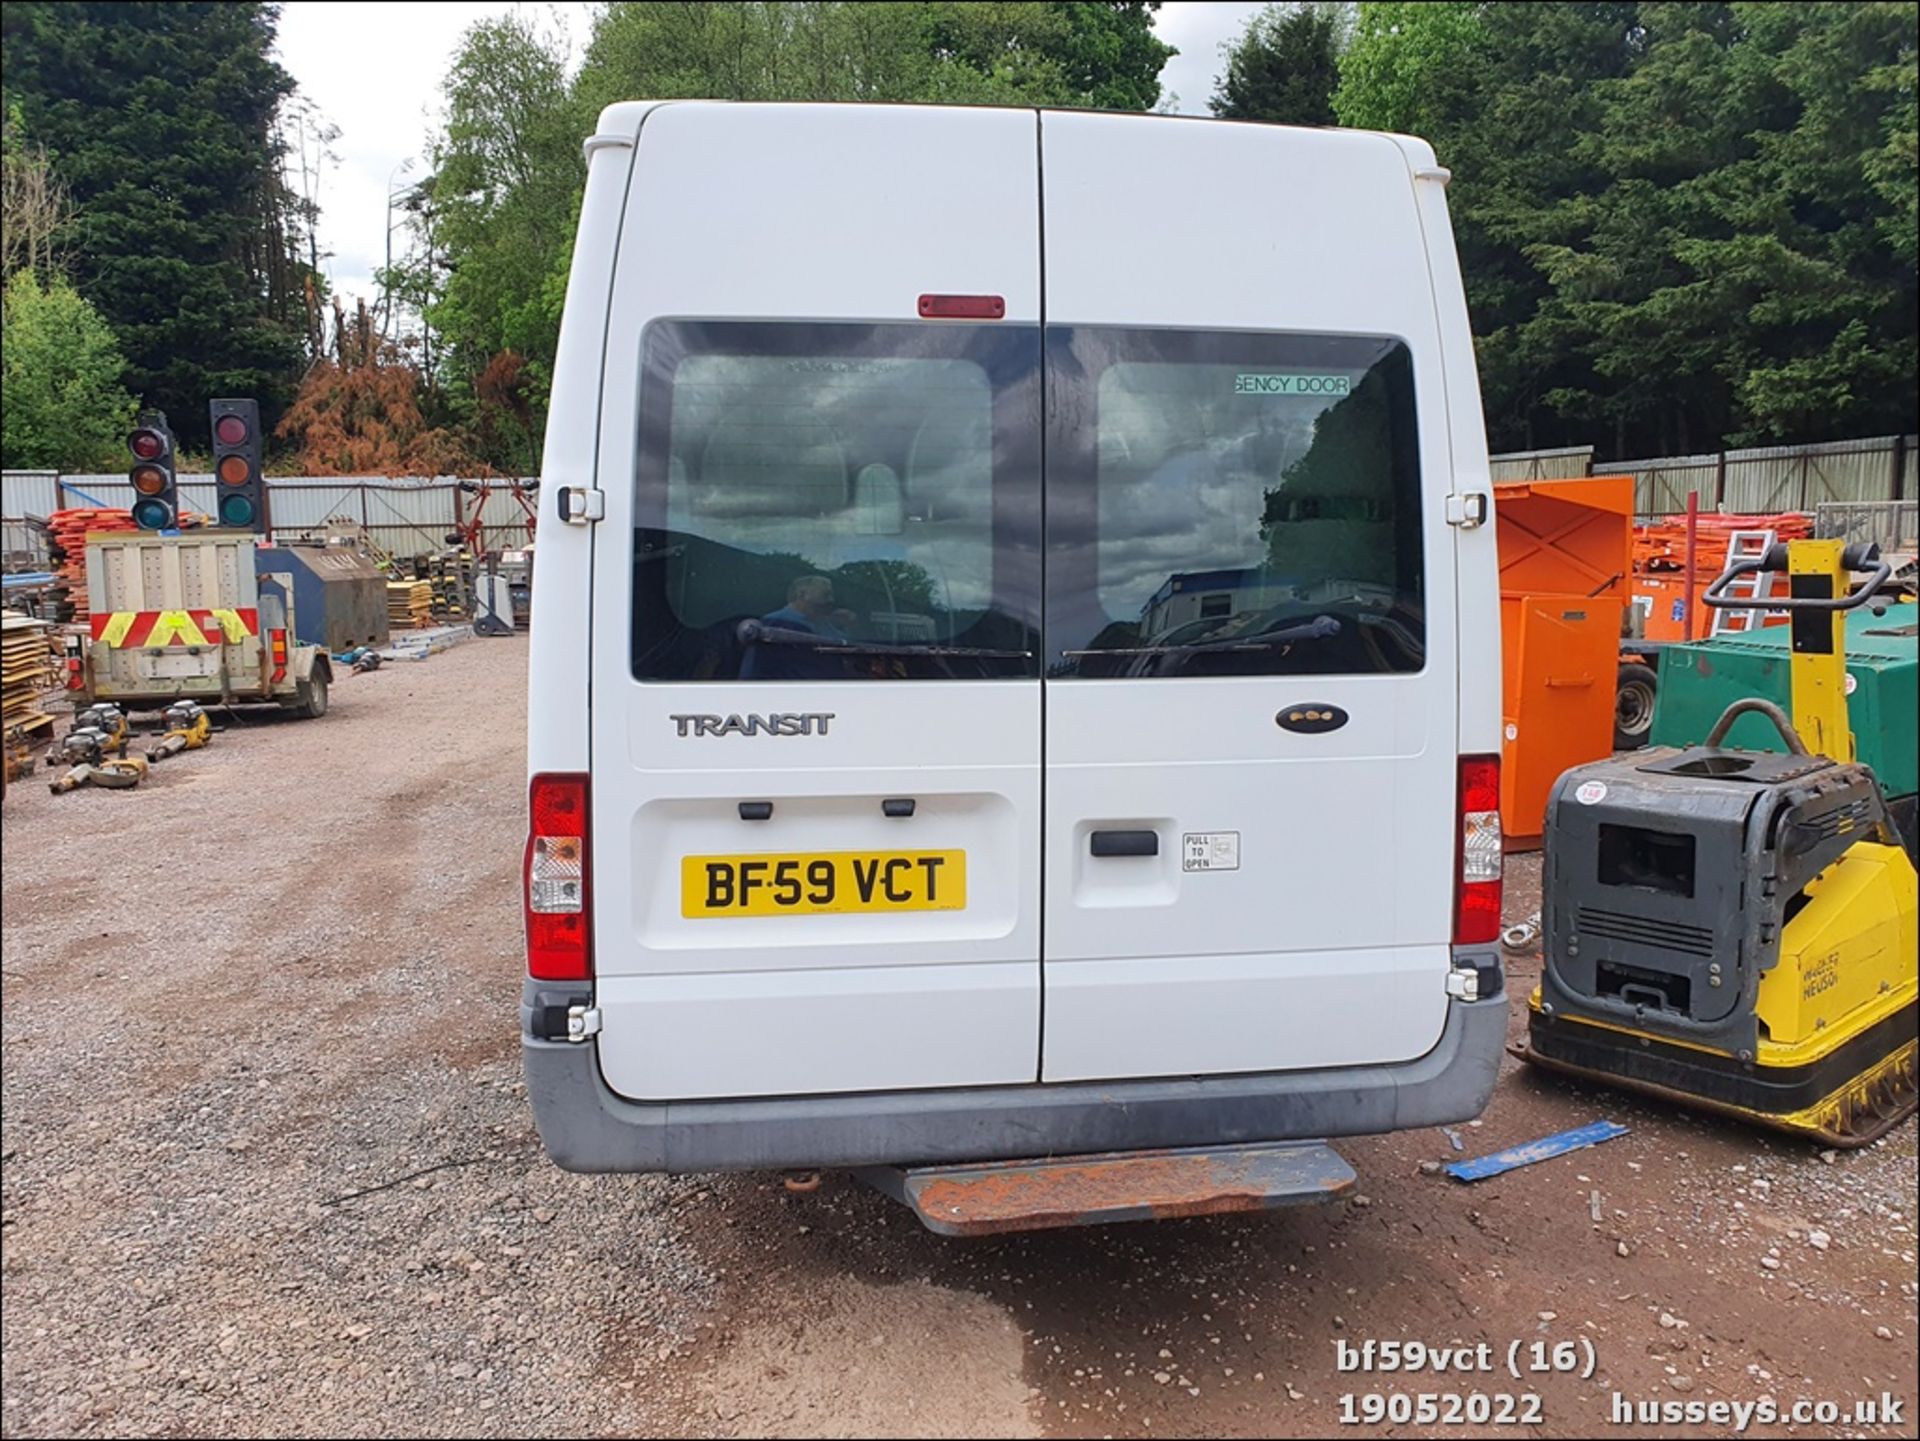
[522, 976, 1508, 1174]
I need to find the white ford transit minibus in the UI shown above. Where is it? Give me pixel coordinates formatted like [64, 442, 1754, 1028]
[523, 102, 1507, 1196]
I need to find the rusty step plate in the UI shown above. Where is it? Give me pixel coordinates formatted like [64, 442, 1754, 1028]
[857, 1141, 1356, 1237]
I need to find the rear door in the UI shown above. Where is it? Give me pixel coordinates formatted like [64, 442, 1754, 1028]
[1038, 113, 1462, 1082]
[588, 104, 1044, 1101]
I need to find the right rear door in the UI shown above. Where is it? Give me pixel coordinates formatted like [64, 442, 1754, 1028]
[1037, 113, 1462, 1083]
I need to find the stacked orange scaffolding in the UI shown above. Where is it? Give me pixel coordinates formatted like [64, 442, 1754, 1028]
[1630, 511, 1811, 642]
[45, 508, 138, 624]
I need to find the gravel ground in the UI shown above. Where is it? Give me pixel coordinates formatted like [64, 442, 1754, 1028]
[2, 639, 707, 1438]
[3, 637, 1914, 1439]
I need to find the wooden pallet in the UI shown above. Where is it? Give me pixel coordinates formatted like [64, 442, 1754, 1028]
[386, 580, 435, 629]
[2, 610, 61, 745]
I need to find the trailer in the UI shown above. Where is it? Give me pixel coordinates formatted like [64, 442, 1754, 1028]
[72, 530, 331, 716]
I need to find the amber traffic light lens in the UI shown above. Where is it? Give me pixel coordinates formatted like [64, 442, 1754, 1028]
[131, 465, 168, 495]
[218, 454, 251, 485]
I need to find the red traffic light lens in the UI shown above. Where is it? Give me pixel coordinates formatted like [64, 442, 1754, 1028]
[215, 414, 250, 446]
[217, 455, 251, 485]
[129, 428, 166, 460]
[131, 465, 169, 496]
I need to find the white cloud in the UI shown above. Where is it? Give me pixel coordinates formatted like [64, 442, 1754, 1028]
[273, 2, 1252, 307]
[1151, 1, 1268, 116]
[273, 2, 589, 306]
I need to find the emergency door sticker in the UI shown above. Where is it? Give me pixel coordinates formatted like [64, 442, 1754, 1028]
[1233, 373, 1352, 398]
[1844, 673, 1858, 696]
[1575, 780, 1609, 805]
[1182, 832, 1241, 872]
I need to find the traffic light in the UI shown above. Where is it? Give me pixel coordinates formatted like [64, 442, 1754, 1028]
[128, 415, 179, 531]
[208, 397, 267, 532]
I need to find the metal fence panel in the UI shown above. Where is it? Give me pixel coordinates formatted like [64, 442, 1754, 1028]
[260, 481, 379, 531]
[59, 473, 221, 517]
[1, 470, 62, 561]
[1720, 437, 1911, 512]
[15, 474, 475, 558]
[1593, 436, 1915, 515]
[1815, 500, 1919, 554]
[1487, 446, 1594, 481]
[1606, 457, 1719, 515]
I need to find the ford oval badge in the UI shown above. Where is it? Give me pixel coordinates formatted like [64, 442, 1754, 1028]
[1276, 703, 1348, 734]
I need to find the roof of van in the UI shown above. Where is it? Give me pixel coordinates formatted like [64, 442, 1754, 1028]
[587, 100, 1441, 175]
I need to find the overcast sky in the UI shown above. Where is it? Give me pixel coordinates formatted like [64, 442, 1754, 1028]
[274, 1, 1265, 306]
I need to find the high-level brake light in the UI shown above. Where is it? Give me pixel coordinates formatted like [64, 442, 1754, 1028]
[917, 293, 1006, 320]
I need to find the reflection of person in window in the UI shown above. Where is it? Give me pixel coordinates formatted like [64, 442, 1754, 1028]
[740, 575, 849, 679]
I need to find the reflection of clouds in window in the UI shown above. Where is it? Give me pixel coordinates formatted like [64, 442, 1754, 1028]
[1095, 363, 1343, 618]
[666, 355, 997, 621]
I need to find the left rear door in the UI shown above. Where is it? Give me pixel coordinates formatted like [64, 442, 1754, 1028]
[587, 103, 1045, 1102]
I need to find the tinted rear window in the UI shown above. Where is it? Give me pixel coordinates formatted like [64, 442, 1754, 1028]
[631, 322, 1041, 681]
[1045, 329, 1425, 678]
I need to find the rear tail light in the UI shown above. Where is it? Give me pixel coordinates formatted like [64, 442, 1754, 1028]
[268, 628, 288, 682]
[1454, 754, 1503, 945]
[526, 773, 591, 980]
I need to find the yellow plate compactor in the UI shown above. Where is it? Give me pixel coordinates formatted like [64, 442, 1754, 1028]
[1522, 540, 1917, 1146]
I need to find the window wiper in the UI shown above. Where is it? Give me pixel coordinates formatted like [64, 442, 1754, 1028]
[736, 620, 1032, 660]
[1064, 614, 1343, 657]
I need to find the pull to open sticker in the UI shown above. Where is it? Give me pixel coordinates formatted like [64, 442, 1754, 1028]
[1234, 373, 1352, 397]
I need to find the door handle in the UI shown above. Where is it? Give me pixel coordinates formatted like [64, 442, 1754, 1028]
[1090, 829, 1158, 858]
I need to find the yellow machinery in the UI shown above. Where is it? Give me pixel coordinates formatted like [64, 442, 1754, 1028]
[147, 700, 213, 762]
[1521, 540, 1917, 1146]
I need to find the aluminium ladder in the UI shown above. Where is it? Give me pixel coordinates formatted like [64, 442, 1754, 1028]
[1709, 529, 1779, 636]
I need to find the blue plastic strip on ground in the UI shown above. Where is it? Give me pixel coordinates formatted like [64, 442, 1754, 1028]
[1445, 1120, 1629, 1182]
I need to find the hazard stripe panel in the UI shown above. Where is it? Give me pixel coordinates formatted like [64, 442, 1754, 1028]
[89, 608, 260, 647]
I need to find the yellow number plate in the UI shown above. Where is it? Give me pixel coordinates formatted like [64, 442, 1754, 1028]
[681, 850, 966, 918]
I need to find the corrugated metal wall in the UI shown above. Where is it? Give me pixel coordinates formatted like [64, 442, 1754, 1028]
[1, 470, 60, 561]
[6, 437, 1913, 561]
[1487, 446, 1595, 481]
[1486, 437, 1916, 516]
[2, 473, 539, 565]
[1608, 435, 1915, 516]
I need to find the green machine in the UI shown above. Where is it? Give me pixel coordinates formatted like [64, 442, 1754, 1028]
[1649, 600, 1917, 851]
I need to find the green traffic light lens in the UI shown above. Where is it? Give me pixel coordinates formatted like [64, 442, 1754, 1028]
[132, 498, 176, 530]
[219, 494, 256, 527]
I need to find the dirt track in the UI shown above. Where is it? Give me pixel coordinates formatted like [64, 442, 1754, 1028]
[3, 637, 1914, 1438]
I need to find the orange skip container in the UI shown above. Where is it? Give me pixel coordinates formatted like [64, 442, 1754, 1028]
[1493, 476, 1636, 848]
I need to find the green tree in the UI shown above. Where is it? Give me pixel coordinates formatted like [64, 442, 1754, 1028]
[411, 1, 1176, 468]
[1211, 4, 1347, 126]
[0, 2, 317, 447]
[573, 2, 1171, 113]
[2, 269, 137, 469]
[418, 12, 583, 456]
[1336, 1, 1917, 454]
[1333, 1, 1485, 138]
[1036, 3, 1177, 111]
